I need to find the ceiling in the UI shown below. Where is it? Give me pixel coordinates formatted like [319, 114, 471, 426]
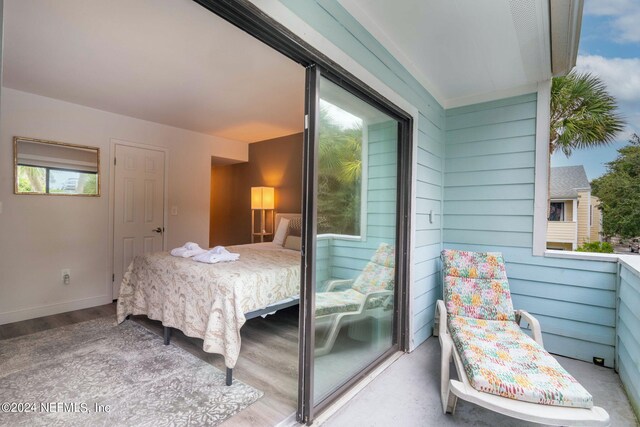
[338, 0, 553, 108]
[2, 0, 305, 143]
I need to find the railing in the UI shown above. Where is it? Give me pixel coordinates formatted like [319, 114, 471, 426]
[546, 221, 577, 244]
[617, 256, 640, 417]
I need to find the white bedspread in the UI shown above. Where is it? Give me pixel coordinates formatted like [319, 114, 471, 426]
[116, 243, 300, 368]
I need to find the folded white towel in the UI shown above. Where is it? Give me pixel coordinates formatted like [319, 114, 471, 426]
[170, 242, 207, 258]
[192, 246, 240, 264]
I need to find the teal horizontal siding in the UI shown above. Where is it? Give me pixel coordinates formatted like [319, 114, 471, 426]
[618, 262, 640, 418]
[444, 94, 618, 367]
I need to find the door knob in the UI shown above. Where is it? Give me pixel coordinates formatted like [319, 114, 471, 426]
[153, 227, 163, 234]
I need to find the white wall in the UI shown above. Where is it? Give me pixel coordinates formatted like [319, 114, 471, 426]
[0, 87, 248, 324]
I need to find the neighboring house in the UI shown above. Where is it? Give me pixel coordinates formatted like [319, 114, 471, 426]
[547, 166, 602, 250]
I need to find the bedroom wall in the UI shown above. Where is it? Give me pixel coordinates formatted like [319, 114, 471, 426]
[210, 132, 303, 246]
[0, 87, 248, 324]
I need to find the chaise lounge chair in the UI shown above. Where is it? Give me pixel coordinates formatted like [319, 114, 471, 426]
[314, 242, 395, 356]
[434, 249, 610, 426]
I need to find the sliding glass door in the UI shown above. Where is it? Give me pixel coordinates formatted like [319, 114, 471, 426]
[299, 66, 408, 423]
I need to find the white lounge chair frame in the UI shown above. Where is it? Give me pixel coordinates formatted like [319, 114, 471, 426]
[434, 299, 610, 426]
[315, 278, 393, 356]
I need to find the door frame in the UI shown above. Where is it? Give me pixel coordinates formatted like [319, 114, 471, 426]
[300, 65, 413, 422]
[193, 0, 414, 423]
[107, 138, 169, 299]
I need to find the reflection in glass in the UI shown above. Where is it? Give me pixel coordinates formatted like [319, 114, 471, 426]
[313, 77, 398, 403]
[14, 137, 100, 196]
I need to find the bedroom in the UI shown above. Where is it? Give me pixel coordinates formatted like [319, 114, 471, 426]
[0, 0, 410, 425]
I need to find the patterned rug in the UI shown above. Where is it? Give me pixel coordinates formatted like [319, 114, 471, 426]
[0, 317, 263, 426]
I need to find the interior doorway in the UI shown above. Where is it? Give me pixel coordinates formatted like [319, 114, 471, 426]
[112, 143, 167, 297]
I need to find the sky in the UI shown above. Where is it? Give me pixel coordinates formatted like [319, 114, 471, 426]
[551, 0, 640, 181]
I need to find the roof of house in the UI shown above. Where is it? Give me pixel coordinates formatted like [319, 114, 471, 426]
[550, 166, 591, 199]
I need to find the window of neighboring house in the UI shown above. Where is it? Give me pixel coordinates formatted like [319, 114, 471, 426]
[316, 99, 368, 239]
[549, 202, 564, 221]
[590, 205, 593, 227]
[17, 164, 98, 195]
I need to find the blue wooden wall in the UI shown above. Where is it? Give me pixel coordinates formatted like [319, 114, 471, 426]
[618, 261, 640, 416]
[326, 120, 397, 283]
[444, 94, 618, 367]
[282, 0, 446, 350]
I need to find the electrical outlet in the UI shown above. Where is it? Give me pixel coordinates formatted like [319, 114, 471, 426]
[61, 269, 71, 285]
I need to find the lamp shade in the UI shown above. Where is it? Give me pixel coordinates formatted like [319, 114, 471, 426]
[251, 186, 274, 209]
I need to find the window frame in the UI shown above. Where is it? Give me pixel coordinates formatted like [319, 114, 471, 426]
[316, 119, 369, 241]
[549, 201, 565, 221]
[16, 163, 99, 196]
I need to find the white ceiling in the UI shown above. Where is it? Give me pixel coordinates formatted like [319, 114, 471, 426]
[338, 0, 551, 108]
[2, 0, 305, 143]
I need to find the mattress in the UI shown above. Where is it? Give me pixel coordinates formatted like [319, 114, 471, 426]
[116, 243, 300, 368]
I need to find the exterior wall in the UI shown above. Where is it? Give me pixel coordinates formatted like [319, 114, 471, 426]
[324, 121, 397, 288]
[564, 200, 574, 220]
[444, 93, 618, 367]
[546, 241, 573, 251]
[590, 196, 602, 242]
[618, 259, 640, 418]
[547, 221, 577, 244]
[577, 190, 590, 246]
[281, 0, 446, 350]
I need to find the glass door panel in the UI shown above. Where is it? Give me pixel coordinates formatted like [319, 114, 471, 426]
[312, 76, 399, 403]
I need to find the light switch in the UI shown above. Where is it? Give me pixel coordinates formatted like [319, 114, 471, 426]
[0, 201, 3, 214]
[171, 206, 178, 216]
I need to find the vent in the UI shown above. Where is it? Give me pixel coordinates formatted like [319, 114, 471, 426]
[508, 0, 545, 81]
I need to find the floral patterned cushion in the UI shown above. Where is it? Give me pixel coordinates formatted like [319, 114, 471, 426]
[316, 289, 364, 316]
[442, 249, 515, 321]
[315, 289, 389, 316]
[448, 316, 593, 408]
[352, 243, 395, 294]
[371, 242, 395, 268]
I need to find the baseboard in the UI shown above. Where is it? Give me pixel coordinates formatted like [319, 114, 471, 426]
[0, 295, 113, 325]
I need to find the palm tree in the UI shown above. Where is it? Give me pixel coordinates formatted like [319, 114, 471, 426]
[550, 71, 625, 156]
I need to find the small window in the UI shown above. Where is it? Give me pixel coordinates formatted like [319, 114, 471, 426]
[14, 137, 100, 196]
[549, 202, 564, 221]
[17, 165, 98, 195]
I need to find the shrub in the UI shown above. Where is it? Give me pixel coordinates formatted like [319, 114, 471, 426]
[576, 241, 614, 253]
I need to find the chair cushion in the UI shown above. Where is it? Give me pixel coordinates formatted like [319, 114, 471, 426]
[316, 289, 364, 316]
[443, 249, 507, 279]
[352, 243, 395, 294]
[448, 315, 593, 409]
[315, 289, 389, 316]
[442, 249, 515, 321]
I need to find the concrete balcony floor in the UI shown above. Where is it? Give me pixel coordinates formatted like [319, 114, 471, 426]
[324, 337, 638, 426]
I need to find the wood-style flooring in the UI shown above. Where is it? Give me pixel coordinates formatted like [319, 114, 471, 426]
[0, 303, 299, 427]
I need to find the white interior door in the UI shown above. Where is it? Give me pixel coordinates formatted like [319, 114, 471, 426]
[113, 144, 165, 297]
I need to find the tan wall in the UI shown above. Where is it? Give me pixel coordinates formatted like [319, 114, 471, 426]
[547, 221, 577, 243]
[547, 242, 573, 251]
[590, 196, 602, 242]
[564, 200, 574, 220]
[577, 190, 590, 245]
[210, 133, 303, 246]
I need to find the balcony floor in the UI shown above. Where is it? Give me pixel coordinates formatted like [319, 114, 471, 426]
[324, 337, 638, 426]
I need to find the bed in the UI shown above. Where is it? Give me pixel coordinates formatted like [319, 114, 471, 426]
[116, 213, 301, 385]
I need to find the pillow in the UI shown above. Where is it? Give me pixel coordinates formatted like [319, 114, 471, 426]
[287, 217, 302, 237]
[284, 235, 301, 251]
[273, 218, 290, 246]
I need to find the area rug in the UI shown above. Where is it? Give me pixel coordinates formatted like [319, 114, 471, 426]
[0, 317, 263, 426]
